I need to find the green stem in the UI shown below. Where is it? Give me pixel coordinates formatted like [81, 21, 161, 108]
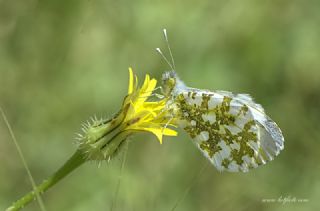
[6, 111, 129, 210]
[6, 150, 86, 211]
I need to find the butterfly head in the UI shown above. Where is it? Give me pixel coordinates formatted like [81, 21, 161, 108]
[162, 71, 186, 97]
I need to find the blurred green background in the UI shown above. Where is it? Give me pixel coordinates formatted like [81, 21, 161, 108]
[1, 0, 320, 210]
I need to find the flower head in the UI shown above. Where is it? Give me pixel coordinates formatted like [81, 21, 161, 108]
[78, 68, 177, 160]
[122, 68, 177, 143]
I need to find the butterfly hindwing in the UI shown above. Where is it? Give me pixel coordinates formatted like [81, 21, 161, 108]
[173, 89, 284, 172]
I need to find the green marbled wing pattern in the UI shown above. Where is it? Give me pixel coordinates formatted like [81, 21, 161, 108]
[173, 89, 284, 172]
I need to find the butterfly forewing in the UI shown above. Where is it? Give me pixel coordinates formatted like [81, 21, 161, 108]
[173, 89, 284, 172]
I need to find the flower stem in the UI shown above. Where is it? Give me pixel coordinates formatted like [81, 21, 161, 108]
[6, 150, 86, 211]
[6, 104, 130, 210]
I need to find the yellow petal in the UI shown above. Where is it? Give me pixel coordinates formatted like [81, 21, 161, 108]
[140, 75, 157, 98]
[128, 68, 134, 94]
[134, 126, 178, 144]
[139, 74, 149, 93]
[142, 100, 167, 111]
[162, 127, 178, 136]
[142, 127, 165, 144]
[146, 78, 157, 95]
[135, 75, 138, 90]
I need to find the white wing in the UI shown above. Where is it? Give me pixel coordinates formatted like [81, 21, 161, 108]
[173, 89, 284, 172]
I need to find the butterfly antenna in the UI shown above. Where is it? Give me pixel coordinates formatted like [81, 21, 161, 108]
[156, 47, 174, 71]
[163, 29, 176, 70]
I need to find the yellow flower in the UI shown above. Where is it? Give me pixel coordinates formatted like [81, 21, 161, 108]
[122, 68, 177, 144]
[5, 68, 179, 211]
[79, 68, 177, 160]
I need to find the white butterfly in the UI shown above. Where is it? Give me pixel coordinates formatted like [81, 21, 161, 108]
[157, 29, 284, 172]
[162, 71, 284, 172]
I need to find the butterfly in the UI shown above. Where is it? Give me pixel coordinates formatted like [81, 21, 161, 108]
[157, 29, 284, 172]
